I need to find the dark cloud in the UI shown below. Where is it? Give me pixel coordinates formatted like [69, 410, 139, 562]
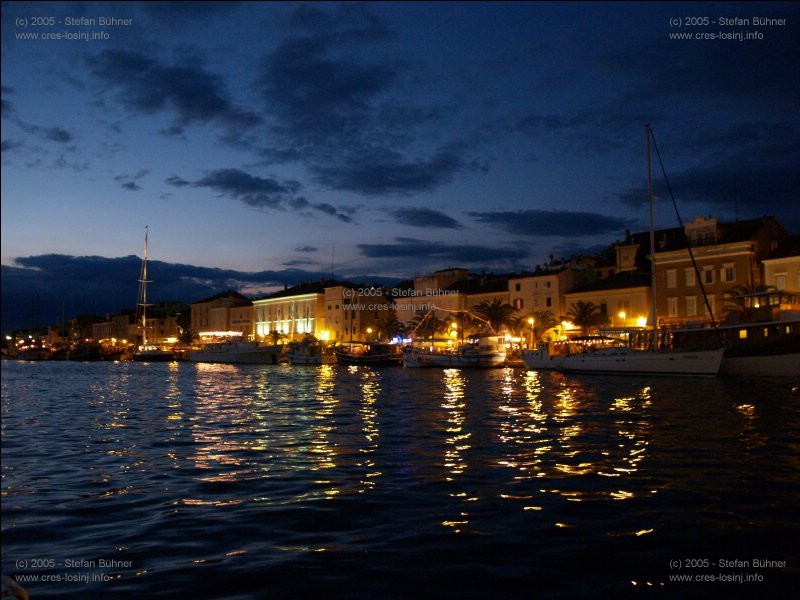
[295, 246, 318, 253]
[195, 168, 301, 207]
[258, 4, 468, 196]
[392, 207, 462, 229]
[468, 210, 633, 238]
[87, 49, 261, 133]
[16, 121, 73, 144]
[618, 122, 800, 231]
[2, 139, 23, 152]
[185, 168, 353, 222]
[165, 175, 191, 187]
[1, 86, 14, 117]
[315, 148, 464, 196]
[357, 237, 528, 263]
[140, 1, 243, 20]
[0, 253, 391, 332]
[115, 170, 148, 192]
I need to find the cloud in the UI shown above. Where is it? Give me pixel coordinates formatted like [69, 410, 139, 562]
[1, 139, 23, 152]
[468, 210, 634, 237]
[295, 246, 319, 253]
[618, 122, 800, 231]
[114, 170, 149, 192]
[258, 4, 469, 196]
[175, 168, 353, 222]
[16, 121, 73, 144]
[87, 49, 261, 134]
[391, 207, 462, 229]
[315, 148, 464, 196]
[357, 237, 528, 263]
[0, 253, 403, 332]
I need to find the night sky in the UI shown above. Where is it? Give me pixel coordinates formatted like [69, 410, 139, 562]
[2, 1, 798, 332]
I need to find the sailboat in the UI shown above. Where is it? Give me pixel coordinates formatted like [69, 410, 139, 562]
[132, 227, 174, 362]
[559, 125, 724, 376]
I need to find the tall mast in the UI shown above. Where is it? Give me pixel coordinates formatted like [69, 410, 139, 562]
[646, 124, 657, 351]
[139, 226, 150, 347]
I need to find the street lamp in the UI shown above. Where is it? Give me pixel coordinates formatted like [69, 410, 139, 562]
[618, 311, 627, 328]
[527, 317, 535, 349]
[367, 327, 373, 341]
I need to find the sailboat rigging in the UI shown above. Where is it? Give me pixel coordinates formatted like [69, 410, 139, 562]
[557, 124, 725, 375]
[132, 226, 174, 362]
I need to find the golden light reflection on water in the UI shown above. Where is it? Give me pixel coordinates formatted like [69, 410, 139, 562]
[495, 374, 655, 510]
[357, 369, 381, 492]
[440, 369, 475, 533]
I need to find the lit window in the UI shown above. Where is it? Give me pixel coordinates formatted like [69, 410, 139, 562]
[667, 270, 677, 288]
[738, 329, 748, 340]
[686, 296, 697, 316]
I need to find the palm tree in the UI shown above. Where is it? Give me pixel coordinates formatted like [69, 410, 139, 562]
[408, 310, 447, 341]
[565, 301, 608, 336]
[529, 310, 559, 343]
[471, 298, 516, 334]
[374, 309, 405, 341]
[266, 330, 286, 345]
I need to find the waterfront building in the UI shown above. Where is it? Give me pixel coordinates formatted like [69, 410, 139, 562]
[762, 234, 800, 293]
[394, 268, 470, 327]
[253, 281, 330, 342]
[653, 216, 788, 325]
[509, 258, 596, 332]
[191, 291, 253, 340]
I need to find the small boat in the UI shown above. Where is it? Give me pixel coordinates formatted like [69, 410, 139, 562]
[14, 346, 52, 361]
[286, 339, 336, 365]
[188, 340, 282, 364]
[403, 336, 507, 368]
[333, 342, 403, 366]
[520, 337, 620, 371]
[132, 227, 174, 362]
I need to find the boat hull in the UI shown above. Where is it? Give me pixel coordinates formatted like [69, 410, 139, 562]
[188, 343, 281, 365]
[520, 350, 566, 371]
[403, 351, 506, 368]
[132, 350, 174, 362]
[334, 352, 403, 366]
[720, 352, 800, 377]
[286, 342, 336, 365]
[560, 347, 724, 376]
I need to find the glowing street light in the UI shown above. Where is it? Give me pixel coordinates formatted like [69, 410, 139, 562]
[527, 316, 535, 348]
[619, 311, 627, 328]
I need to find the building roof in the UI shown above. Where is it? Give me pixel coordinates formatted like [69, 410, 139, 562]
[259, 279, 345, 300]
[193, 289, 252, 305]
[765, 233, 800, 260]
[566, 271, 651, 294]
[446, 273, 513, 295]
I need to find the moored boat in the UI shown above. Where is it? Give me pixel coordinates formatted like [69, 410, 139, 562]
[333, 342, 403, 366]
[553, 125, 724, 377]
[286, 339, 336, 365]
[403, 336, 506, 368]
[669, 289, 800, 377]
[521, 337, 618, 371]
[188, 340, 282, 364]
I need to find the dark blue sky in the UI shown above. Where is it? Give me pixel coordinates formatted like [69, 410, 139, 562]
[2, 1, 798, 332]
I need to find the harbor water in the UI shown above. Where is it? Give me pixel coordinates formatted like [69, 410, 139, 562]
[2, 360, 798, 598]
